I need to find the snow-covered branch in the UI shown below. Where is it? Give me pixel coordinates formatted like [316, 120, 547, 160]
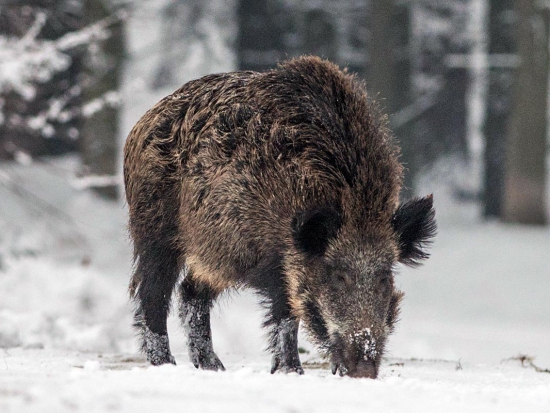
[54, 9, 127, 52]
[0, 9, 126, 100]
[0, 8, 127, 143]
[392, 92, 439, 129]
[24, 87, 120, 138]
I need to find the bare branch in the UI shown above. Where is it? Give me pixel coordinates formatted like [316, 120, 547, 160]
[391, 92, 438, 129]
[503, 354, 550, 373]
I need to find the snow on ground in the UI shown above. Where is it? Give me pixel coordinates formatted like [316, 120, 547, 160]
[0, 157, 549, 412]
[1, 349, 549, 413]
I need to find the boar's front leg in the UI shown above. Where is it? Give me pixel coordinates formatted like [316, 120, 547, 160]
[269, 316, 303, 375]
[178, 274, 225, 371]
[249, 258, 304, 374]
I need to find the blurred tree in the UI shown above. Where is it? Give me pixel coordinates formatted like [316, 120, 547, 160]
[237, 0, 289, 71]
[237, 1, 367, 74]
[369, 0, 414, 196]
[369, 0, 397, 113]
[150, 0, 237, 90]
[79, 0, 124, 200]
[502, 0, 548, 225]
[404, 2, 471, 198]
[483, 0, 515, 218]
[303, 9, 337, 62]
[0, 1, 83, 159]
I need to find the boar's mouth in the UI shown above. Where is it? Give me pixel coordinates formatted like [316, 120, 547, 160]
[328, 334, 379, 379]
[302, 299, 381, 378]
[331, 357, 378, 378]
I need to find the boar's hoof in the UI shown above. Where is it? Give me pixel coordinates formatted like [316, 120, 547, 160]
[271, 356, 305, 375]
[144, 331, 176, 366]
[148, 351, 176, 366]
[190, 349, 225, 371]
[330, 362, 348, 377]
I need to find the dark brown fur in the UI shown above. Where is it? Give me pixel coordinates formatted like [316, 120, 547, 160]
[124, 56, 436, 377]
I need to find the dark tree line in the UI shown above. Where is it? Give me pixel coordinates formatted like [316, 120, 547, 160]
[238, 0, 547, 225]
[1, 0, 547, 224]
[238, 1, 475, 198]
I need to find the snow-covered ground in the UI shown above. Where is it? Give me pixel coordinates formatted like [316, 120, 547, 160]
[0, 157, 549, 412]
[1, 349, 549, 413]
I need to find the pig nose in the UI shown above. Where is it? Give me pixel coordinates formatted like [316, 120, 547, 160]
[347, 359, 377, 379]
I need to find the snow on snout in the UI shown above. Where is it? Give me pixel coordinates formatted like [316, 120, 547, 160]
[349, 327, 378, 359]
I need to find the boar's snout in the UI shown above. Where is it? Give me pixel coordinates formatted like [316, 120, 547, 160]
[331, 357, 378, 379]
[330, 340, 379, 379]
[347, 359, 377, 378]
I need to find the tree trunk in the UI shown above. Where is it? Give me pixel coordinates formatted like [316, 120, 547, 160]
[369, 0, 396, 113]
[483, 0, 515, 218]
[79, 0, 124, 200]
[303, 9, 337, 62]
[369, 1, 414, 197]
[237, 0, 287, 71]
[502, 0, 548, 225]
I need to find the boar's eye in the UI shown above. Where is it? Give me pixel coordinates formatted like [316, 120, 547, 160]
[377, 270, 392, 294]
[332, 270, 351, 286]
[292, 206, 342, 256]
[379, 274, 390, 286]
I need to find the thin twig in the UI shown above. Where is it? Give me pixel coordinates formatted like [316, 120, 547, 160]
[55, 9, 128, 52]
[504, 354, 550, 373]
[20, 11, 47, 46]
[391, 91, 439, 130]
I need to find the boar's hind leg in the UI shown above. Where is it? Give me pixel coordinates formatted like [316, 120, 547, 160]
[178, 275, 225, 371]
[132, 245, 180, 366]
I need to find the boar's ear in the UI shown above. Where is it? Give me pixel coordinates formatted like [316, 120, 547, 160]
[292, 207, 342, 256]
[392, 195, 437, 267]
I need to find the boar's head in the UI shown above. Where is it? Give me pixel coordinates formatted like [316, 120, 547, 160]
[289, 195, 436, 378]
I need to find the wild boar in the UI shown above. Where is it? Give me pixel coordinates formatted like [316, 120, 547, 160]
[123, 56, 436, 378]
